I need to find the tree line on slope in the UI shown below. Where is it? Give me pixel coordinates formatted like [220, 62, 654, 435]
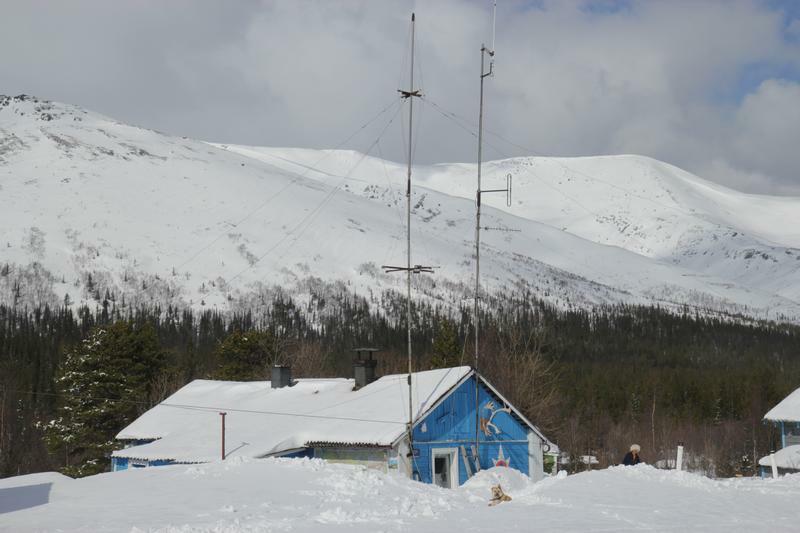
[1, 292, 798, 478]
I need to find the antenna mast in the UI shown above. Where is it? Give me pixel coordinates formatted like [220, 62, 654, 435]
[474, 0, 506, 473]
[382, 12, 431, 480]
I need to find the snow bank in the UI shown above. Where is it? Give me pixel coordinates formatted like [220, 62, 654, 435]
[2, 460, 799, 532]
[0, 471, 72, 514]
[759, 445, 800, 470]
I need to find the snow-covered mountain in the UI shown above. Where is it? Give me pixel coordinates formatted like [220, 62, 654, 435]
[2, 94, 799, 322]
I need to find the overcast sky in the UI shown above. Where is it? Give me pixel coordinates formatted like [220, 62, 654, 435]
[2, 0, 799, 194]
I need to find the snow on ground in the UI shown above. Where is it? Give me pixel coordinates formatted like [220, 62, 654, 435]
[1, 459, 798, 532]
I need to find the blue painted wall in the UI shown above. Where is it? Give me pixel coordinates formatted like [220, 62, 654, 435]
[411, 376, 534, 485]
[110, 374, 541, 486]
[280, 449, 314, 459]
[112, 456, 173, 472]
[112, 457, 128, 471]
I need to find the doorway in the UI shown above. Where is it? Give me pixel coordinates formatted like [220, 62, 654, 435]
[431, 448, 458, 489]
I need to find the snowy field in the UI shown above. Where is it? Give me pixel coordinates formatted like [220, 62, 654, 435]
[1, 459, 798, 532]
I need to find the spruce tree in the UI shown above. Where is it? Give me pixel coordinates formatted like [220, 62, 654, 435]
[44, 321, 164, 477]
[430, 319, 460, 369]
[213, 330, 277, 380]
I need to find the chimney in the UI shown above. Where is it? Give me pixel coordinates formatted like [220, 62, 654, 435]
[271, 365, 292, 388]
[353, 348, 379, 390]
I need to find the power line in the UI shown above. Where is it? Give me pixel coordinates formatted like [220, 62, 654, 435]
[0, 387, 151, 406]
[173, 97, 403, 274]
[0, 387, 407, 426]
[273, 103, 407, 266]
[229, 100, 406, 283]
[421, 96, 711, 223]
[160, 403, 404, 425]
[422, 96, 602, 225]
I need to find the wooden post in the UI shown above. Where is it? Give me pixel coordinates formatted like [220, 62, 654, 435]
[676, 442, 684, 471]
[770, 451, 778, 478]
[220, 412, 227, 460]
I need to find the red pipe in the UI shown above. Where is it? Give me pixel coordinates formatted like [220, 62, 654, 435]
[220, 412, 227, 460]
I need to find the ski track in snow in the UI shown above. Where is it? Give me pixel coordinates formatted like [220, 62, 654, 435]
[3, 95, 800, 322]
[1, 459, 799, 532]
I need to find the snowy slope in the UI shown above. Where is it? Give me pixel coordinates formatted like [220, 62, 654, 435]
[2, 94, 800, 321]
[1, 459, 799, 532]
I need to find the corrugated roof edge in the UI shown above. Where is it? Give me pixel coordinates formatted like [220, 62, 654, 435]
[111, 451, 202, 463]
[763, 416, 800, 423]
[304, 441, 392, 449]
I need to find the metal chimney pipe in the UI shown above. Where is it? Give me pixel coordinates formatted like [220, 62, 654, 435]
[220, 412, 227, 460]
[271, 365, 292, 388]
[352, 348, 379, 389]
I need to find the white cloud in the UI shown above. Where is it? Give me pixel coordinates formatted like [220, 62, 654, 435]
[731, 79, 800, 180]
[0, 0, 798, 194]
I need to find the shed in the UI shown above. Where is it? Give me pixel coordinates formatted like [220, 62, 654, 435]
[759, 386, 800, 477]
[112, 366, 553, 487]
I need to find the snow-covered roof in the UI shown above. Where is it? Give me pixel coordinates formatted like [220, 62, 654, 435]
[114, 367, 472, 462]
[764, 387, 800, 422]
[758, 445, 800, 470]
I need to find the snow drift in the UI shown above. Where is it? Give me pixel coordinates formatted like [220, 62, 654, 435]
[1, 459, 798, 532]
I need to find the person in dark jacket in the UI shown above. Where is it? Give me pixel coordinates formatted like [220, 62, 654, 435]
[622, 444, 642, 465]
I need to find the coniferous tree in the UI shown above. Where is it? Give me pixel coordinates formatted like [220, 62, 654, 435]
[43, 320, 165, 477]
[430, 319, 460, 369]
[213, 330, 277, 380]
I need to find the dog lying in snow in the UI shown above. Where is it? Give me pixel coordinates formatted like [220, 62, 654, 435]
[489, 484, 512, 506]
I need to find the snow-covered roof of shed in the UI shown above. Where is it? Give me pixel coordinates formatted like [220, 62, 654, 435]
[764, 387, 800, 422]
[113, 366, 471, 463]
[758, 445, 800, 470]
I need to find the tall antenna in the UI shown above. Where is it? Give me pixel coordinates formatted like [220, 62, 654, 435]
[473, 0, 510, 474]
[490, 0, 497, 68]
[382, 12, 432, 479]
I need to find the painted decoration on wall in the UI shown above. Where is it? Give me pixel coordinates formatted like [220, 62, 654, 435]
[493, 445, 510, 467]
[480, 400, 512, 437]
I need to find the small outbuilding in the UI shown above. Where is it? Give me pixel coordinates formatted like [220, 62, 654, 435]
[112, 366, 553, 487]
[759, 386, 800, 477]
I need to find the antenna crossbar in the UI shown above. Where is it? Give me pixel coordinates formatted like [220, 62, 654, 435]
[382, 265, 436, 274]
[398, 89, 422, 99]
[482, 227, 520, 233]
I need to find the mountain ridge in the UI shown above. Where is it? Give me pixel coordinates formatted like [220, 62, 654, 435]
[1, 94, 799, 322]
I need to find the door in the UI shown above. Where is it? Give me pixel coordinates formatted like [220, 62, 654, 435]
[528, 431, 544, 482]
[432, 448, 459, 489]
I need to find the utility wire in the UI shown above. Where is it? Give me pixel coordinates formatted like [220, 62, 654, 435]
[0, 387, 407, 426]
[160, 403, 405, 425]
[173, 97, 403, 274]
[273, 103, 406, 265]
[422, 96, 602, 224]
[421, 96, 711, 222]
[230, 100, 405, 282]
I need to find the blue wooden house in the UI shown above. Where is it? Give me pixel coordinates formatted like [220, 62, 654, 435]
[112, 366, 553, 487]
[759, 386, 800, 477]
